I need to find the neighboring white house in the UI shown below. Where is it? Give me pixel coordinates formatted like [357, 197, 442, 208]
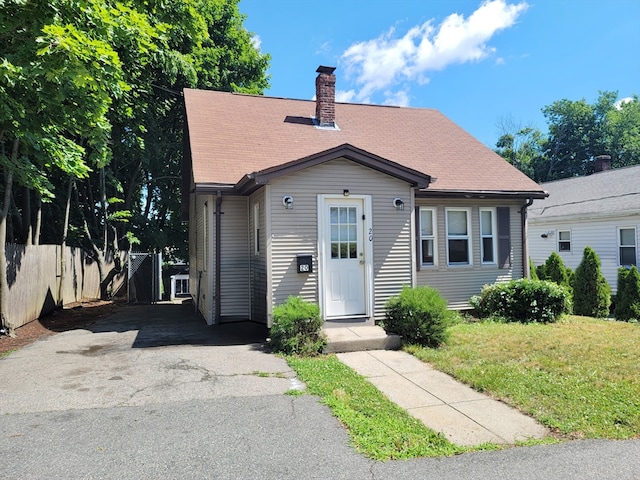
[182, 66, 547, 326]
[528, 160, 640, 293]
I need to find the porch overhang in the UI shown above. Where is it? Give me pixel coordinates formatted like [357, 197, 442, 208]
[234, 143, 432, 196]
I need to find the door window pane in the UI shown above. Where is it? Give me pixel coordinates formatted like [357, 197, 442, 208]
[330, 206, 358, 260]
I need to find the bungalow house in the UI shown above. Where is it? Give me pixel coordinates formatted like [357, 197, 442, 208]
[529, 158, 640, 293]
[182, 66, 547, 326]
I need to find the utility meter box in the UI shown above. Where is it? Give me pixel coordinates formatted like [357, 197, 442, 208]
[297, 254, 313, 274]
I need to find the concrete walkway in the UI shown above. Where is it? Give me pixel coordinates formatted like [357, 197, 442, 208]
[337, 349, 549, 447]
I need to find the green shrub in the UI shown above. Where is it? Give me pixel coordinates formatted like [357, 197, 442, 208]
[529, 258, 539, 280]
[543, 252, 572, 290]
[615, 266, 640, 321]
[383, 286, 452, 347]
[269, 296, 326, 356]
[470, 278, 571, 323]
[573, 247, 611, 318]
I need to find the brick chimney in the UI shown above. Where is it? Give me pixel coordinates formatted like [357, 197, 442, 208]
[315, 65, 336, 127]
[594, 155, 612, 173]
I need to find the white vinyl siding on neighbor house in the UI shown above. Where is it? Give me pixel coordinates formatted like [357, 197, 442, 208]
[269, 158, 413, 323]
[416, 199, 523, 309]
[529, 216, 640, 294]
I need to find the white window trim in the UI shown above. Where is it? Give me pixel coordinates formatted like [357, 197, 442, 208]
[203, 202, 208, 271]
[419, 207, 437, 267]
[253, 202, 260, 255]
[480, 207, 497, 265]
[445, 207, 472, 266]
[618, 226, 637, 266]
[557, 230, 571, 253]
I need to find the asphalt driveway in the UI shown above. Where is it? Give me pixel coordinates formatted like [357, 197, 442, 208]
[0, 303, 297, 414]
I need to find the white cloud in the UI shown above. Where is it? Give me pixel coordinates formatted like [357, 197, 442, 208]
[251, 34, 262, 51]
[615, 97, 633, 109]
[341, 0, 528, 104]
[336, 89, 357, 103]
[383, 89, 411, 107]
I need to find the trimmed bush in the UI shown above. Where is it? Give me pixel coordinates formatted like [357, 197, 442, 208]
[573, 247, 611, 318]
[543, 252, 571, 289]
[383, 286, 452, 347]
[269, 296, 326, 356]
[529, 258, 539, 280]
[470, 278, 571, 323]
[615, 266, 640, 322]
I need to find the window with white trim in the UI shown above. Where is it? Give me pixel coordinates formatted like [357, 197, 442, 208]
[558, 230, 571, 252]
[446, 208, 471, 265]
[480, 208, 497, 264]
[203, 202, 208, 271]
[419, 208, 437, 266]
[619, 227, 637, 266]
[253, 202, 260, 255]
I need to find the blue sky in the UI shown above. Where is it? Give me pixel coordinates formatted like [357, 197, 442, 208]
[239, 0, 640, 147]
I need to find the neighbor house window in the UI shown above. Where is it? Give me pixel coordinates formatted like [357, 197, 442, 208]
[420, 208, 437, 266]
[480, 208, 497, 264]
[558, 230, 571, 252]
[446, 208, 471, 265]
[619, 227, 637, 266]
[253, 202, 260, 255]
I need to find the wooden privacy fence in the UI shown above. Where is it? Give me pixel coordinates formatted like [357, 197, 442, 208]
[3, 244, 127, 330]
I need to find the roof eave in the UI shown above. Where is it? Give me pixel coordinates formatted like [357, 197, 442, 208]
[417, 189, 549, 200]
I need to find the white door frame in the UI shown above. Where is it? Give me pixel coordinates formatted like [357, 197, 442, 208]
[317, 194, 373, 320]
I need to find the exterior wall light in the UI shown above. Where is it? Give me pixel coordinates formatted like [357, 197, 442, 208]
[393, 197, 404, 211]
[343, 189, 350, 196]
[282, 195, 293, 209]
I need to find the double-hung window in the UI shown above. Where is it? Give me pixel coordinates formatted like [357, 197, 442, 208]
[619, 227, 637, 266]
[480, 208, 497, 264]
[558, 230, 571, 252]
[419, 208, 436, 266]
[446, 208, 471, 265]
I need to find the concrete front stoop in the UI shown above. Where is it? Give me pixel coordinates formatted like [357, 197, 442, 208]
[323, 325, 401, 353]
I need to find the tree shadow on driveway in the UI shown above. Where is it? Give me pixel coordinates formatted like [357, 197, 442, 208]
[45, 301, 270, 349]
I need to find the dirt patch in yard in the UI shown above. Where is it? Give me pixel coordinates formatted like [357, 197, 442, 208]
[0, 299, 119, 356]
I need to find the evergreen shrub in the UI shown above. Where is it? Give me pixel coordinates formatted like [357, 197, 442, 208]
[573, 247, 611, 318]
[383, 286, 452, 347]
[615, 266, 640, 322]
[470, 278, 571, 323]
[269, 296, 326, 355]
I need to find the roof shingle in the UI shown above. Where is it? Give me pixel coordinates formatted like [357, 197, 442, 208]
[184, 88, 544, 195]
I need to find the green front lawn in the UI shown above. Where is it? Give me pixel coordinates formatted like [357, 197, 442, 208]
[406, 316, 640, 439]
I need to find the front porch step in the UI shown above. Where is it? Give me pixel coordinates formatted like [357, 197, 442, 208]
[323, 325, 402, 354]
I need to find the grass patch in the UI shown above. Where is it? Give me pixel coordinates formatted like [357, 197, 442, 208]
[0, 349, 15, 359]
[405, 316, 640, 440]
[286, 355, 466, 460]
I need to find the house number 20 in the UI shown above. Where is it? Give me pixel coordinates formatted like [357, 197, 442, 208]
[368, 228, 373, 241]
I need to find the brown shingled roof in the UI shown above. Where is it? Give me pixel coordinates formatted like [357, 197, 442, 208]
[183, 88, 545, 196]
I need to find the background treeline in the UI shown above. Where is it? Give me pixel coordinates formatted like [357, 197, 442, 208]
[495, 92, 639, 182]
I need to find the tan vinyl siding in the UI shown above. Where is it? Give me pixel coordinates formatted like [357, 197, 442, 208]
[416, 198, 524, 309]
[269, 158, 413, 321]
[219, 195, 250, 319]
[191, 193, 214, 322]
[250, 189, 268, 323]
[529, 214, 640, 293]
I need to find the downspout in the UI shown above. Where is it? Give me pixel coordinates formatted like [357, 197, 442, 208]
[520, 198, 534, 278]
[215, 191, 222, 323]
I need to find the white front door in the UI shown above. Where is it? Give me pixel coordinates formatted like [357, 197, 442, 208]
[323, 198, 367, 318]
